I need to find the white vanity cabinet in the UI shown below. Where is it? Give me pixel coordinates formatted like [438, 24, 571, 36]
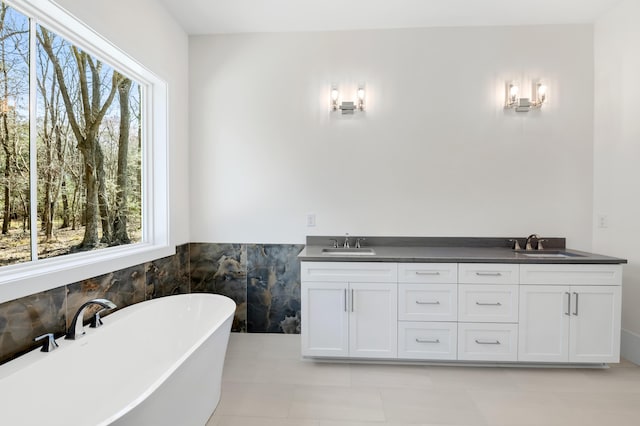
[300, 259, 623, 365]
[518, 264, 622, 363]
[301, 262, 398, 358]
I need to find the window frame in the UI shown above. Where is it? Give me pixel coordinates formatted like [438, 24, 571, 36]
[0, 0, 172, 304]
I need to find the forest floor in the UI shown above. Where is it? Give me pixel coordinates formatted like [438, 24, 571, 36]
[0, 219, 141, 267]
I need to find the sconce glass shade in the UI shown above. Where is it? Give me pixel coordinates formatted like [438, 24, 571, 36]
[536, 83, 547, 104]
[357, 87, 365, 111]
[331, 88, 339, 111]
[505, 82, 520, 108]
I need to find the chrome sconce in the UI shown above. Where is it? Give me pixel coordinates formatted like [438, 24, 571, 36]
[331, 85, 366, 114]
[504, 80, 547, 112]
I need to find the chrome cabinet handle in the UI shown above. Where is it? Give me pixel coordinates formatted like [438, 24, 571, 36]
[565, 292, 571, 316]
[416, 300, 440, 305]
[475, 272, 503, 276]
[475, 339, 501, 345]
[476, 302, 502, 306]
[573, 292, 579, 316]
[416, 338, 440, 344]
[415, 271, 440, 276]
[344, 289, 347, 312]
[351, 289, 354, 312]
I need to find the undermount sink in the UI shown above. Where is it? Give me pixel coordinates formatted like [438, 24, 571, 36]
[321, 248, 376, 256]
[515, 250, 584, 259]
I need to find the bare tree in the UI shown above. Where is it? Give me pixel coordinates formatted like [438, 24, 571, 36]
[38, 28, 122, 248]
[112, 72, 132, 244]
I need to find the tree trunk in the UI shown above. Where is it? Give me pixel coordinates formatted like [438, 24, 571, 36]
[113, 76, 131, 244]
[96, 142, 111, 243]
[60, 180, 69, 228]
[80, 141, 99, 248]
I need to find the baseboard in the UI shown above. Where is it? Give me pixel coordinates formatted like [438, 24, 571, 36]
[621, 329, 640, 365]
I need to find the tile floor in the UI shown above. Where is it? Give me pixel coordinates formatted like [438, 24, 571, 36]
[207, 333, 640, 426]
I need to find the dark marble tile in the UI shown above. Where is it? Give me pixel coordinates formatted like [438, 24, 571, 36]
[66, 264, 145, 329]
[189, 243, 247, 332]
[247, 244, 304, 333]
[0, 287, 66, 364]
[146, 244, 190, 299]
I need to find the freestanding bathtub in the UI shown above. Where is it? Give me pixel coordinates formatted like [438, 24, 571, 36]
[0, 293, 235, 426]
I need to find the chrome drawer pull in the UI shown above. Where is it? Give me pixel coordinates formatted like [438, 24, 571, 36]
[416, 338, 440, 344]
[573, 292, 579, 316]
[415, 271, 441, 276]
[475, 272, 503, 276]
[475, 302, 502, 306]
[565, 292, 571, 316]
[475, 339, 501, 345]
[416, 300, 440, 305]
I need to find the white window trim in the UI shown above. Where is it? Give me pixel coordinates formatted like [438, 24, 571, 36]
[0, 0, 172, 304]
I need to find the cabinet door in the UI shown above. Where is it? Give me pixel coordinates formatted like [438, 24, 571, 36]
[518, 285, 570, 362]
[301, 282, 349, 357]
[569, 286, 621, 363]
[349, 282, 398, 358]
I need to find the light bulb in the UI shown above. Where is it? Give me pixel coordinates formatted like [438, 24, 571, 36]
[509, 84, 519, 100]
[537, 84, 547, 102]
[357, 88, 365, 100]
[331, 88, 339, 101]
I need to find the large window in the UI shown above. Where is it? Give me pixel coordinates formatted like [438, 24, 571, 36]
[0, 0, 170, 302]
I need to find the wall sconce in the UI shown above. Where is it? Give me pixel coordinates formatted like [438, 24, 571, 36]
[330, 85, 366, 114]
[504, 80, 547, 112]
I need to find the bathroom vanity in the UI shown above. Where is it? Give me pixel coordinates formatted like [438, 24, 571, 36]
[298, 237, 626, 365]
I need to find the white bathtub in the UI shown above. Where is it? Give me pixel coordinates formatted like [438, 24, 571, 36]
[0, 293, 235, 426]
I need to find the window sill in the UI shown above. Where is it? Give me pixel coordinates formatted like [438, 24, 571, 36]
[0, 243, 174, 304]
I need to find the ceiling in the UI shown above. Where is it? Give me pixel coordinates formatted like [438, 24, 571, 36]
[157, 0, 624, 35]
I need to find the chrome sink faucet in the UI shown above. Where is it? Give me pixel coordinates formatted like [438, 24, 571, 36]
[66, 298, 117, 340]
[343, 233, 350, 248]
[525, 234, 541, 251]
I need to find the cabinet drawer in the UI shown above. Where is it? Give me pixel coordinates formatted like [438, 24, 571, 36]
[520, 264, 622, 286]
[457, 323, 518, 361]
[398, 322, 457, 360]
[301, 262, 398, 283]
[398, 284, 457, 322]
[398, 263, 457, 284]
[458, 285, 518, 323]
[458, 264, 519, 285]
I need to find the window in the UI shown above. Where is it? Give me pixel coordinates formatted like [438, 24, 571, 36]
[0, 0, 170, 303]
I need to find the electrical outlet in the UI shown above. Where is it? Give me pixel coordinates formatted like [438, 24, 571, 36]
[598, 214, 609, 229]
[306, 213, 316, 227]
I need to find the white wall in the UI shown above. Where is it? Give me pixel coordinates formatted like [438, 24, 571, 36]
[56, 0, 190, 246]
[190, 25, 594, 246]
[594, 0, 640, 362]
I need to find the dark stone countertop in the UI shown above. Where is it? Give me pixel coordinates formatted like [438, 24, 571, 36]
[297, 236, 627, 264]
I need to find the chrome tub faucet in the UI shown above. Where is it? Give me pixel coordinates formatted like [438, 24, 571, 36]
[66, 298, 117, 340]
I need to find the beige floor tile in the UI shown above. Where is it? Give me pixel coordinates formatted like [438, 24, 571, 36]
[469, 390, 572, 426]
[424, 365, 519, 392]
[380, 387, 487, 425]
[507, 368, 595, 393]
[350, 364, 433, 389]
[289, 385, 386, 422]
[319, 421, 430, 426]
[271, 359, 352, 386]
[208, 415, 320, 426]
[215, 382, 295, 418]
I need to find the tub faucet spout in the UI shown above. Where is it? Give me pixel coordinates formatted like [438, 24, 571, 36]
[66, 298, 117, 340]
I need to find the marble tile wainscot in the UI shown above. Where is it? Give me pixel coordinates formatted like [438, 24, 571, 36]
[0, 242, 304, 364]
